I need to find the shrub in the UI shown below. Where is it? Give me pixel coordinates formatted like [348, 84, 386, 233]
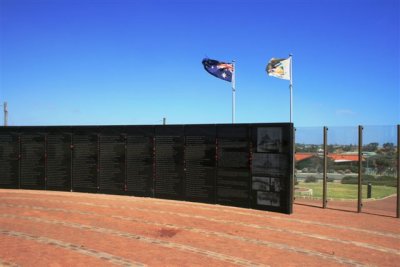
[341, 176, 357, 185]
[327, 177, 335, 183]
[371, 176, 396, 187]
[362, 174, 376, 181]
[341, 175, 396, 187]
[333, 165, 358, 173]
[305, 176, 317, 183]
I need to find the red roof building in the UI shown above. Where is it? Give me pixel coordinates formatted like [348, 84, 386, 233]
[328, 154, 364, 163]
[295, 153, 364, 163]
[295, 153, 317, 162]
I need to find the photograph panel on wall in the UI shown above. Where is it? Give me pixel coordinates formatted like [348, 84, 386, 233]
[270, 177, 282, 192]
[252, 176, 270, 191]
[257, 191, 280, 207]
[252, 153, 288, 177]
[257, 127, 282, 153]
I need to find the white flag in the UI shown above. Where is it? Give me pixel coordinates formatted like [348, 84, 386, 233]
[266, 57, 291, 80]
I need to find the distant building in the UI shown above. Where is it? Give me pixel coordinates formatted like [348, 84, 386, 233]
[295, 153, 316, 162]
[295, 152, 365, 163]
[295, 152, 365, 173]
[328, 154, 364, 163]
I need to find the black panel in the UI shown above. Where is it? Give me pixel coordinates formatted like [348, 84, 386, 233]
[184, 125, 216, 204]
[20, 129, 46, 189]
[0, 128, 19, 188]
[99, 127, 126, 194]
[217, 125, 250, 208]
[155, 125, 184, 200]
[125, 126, 153, 196]
[250, 124, 293, 213]
[72, 127, 98, 193]
[46, 127, 72, 191]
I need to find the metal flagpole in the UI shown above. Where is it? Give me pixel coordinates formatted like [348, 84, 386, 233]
[232, 60, 236, 124]
[289, 54, 293, 123]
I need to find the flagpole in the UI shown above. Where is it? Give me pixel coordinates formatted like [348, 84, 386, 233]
[289, 54, 293, 123]
[232, 60, 236, 124]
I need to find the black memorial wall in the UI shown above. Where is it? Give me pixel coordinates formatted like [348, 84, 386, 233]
[0, 123, 293, 214]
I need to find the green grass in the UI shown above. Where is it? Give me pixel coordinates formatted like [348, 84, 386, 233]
[295, 181, 397, 200]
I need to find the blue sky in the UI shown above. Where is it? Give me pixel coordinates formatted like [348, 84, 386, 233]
[0, 0, 399, 127]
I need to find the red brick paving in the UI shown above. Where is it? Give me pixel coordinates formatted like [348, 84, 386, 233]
[0, 189, 399, 266]
[295, 194, 398, 218]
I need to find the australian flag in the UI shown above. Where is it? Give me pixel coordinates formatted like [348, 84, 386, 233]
[202, 58, 233, 82]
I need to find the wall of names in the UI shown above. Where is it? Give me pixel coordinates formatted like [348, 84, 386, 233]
[0, 123, 293, 214]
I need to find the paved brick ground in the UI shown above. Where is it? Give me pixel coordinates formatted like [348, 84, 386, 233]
[0, 189, 399, 266]
[295, 194, 398, 216]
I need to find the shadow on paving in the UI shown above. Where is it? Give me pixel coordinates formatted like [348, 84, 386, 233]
[295, 196, 398, 218]
[294, 197, 322, 208]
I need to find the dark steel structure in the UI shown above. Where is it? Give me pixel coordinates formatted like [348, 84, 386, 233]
[322, 126, 328, 209]
[358, 125, 363, 213]
[397, 124, 400, 218]
[0, 123, 294, 214]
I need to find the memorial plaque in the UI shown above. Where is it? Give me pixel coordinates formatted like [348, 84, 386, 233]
[0, 131, 19, 188]
[155, 126, 184, 200]
[72, 129, 98, 192]
[46, 132, 72, 191]
[20, 132, 45, 189]
[216, 125, 250, 208]
[126, 135, 153, 196]
[184, 125, 216, 203]
[99, 134, 126, 193]
[250, 124, 294, 213]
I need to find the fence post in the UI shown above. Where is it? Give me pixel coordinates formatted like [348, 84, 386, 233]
[323, 126, 328, 208]
[293, 126, 296, 203]
[357, 125, 363, 213]
[397, 124, 399, 218]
